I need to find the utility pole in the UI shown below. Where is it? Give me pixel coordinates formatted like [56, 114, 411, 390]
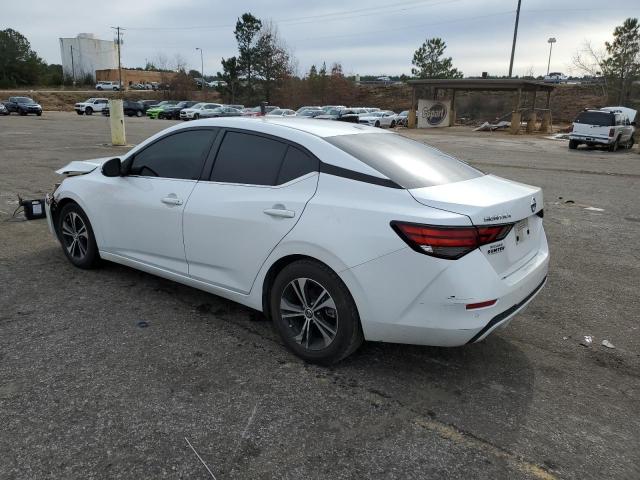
[508, 0, 522, 78]
[111, 26, 124, 93]
[546, 37, 556, 75]
[196, 47, 204, 90]
[70, 45, 76, 87]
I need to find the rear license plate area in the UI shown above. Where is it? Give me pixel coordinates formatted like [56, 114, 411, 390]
[515, 218, 530, 245]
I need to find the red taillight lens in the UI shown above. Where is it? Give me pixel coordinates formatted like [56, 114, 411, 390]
[391, 222, 513, 260]
[609, 128, 615, 137]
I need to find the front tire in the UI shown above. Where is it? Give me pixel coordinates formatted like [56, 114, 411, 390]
[270, 260, 363, 364]
[136, 110, 143, 117]
[85, 107, 93, 115]
[569, 139, 579, 150]
[57, 203, 100, 269]
[76, 110, 84, 115]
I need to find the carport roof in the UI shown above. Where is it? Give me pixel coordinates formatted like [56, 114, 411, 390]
[406, 78, 555, 92]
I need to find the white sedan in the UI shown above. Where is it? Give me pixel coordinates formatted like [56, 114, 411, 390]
[179, 103, 222, 120]
[358, 110, 398, 128]
[266, 108, 297, 117]
[45, 118, 549, 364]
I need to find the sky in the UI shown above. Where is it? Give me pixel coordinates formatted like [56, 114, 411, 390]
[3, 0, 636, 78]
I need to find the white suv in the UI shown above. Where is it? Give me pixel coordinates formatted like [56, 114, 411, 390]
[569, 107, 636, 151]
[96, 81, 120, 91]
[75, 98, 109, 116]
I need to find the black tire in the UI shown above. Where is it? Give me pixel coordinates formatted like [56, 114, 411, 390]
[57, 202, 100, 269]
[136, 110, 143, 117]
[270, 259, 363, 364]
[568, 139, 579, 150]
[85, 107, 93, 115]
[77, 111, 84, 115]
[194, 113, 200, 120]
[390, 120, 396, 128]
[626, 135, 635, 149]
[609, 137, 619, 152]
[375, 121, 380, 128]
[19, 109, 27, 116]
[36, 112, 42, 116]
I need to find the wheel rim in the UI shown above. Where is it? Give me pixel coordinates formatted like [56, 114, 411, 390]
[61, 212, 89, 260]
[280, 278, 339, 351]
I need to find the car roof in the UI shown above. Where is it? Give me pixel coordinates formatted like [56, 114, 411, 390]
[171, 116, 389, 138]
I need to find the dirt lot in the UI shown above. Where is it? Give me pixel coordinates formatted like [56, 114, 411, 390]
[1, 112, 639, 479]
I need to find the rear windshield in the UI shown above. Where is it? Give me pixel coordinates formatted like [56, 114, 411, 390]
[326, 133, 483, 189]
[574, 111, 615, 126]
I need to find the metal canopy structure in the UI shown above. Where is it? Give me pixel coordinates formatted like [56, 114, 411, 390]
[406, 78, 556, 133]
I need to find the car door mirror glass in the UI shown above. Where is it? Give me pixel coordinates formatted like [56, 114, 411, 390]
[102, 157, 122, 177]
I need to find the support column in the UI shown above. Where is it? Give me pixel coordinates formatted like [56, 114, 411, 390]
[526, 90, 537, 133]
[408, 87, 417, 128]
[510, 88, 522, 134]
[449, 89, 456, 127]
[539, 90, 552, 133]
[109, 99, 126, 146]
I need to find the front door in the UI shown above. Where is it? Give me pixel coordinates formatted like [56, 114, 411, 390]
[98, 128, 218, 274]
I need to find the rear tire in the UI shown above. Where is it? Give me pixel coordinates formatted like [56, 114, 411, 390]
[136, 110, 143, 117]
[270, 260, 363, 364]
[568, 139, 579, 150]
[57, 203, 100, 269]
[85, 107, 93, 115]
[626, 135, 635, 149]
[609, 137, 619, 152]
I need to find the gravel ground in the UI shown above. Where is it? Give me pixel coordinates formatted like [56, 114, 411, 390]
[1, 112, 639, 479]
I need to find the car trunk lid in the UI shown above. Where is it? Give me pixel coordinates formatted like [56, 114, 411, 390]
[409, 175, 544, 276]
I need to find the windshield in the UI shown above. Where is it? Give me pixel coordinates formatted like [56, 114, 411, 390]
[190, 103, 206, 109]
[327, 109, 342, 116]
[326, 133, 483, 189]
[574, 111, 615, 127]
[268, 109, 283, 115]
[15, 97, 34, 103]
[175, 102, 190, 108]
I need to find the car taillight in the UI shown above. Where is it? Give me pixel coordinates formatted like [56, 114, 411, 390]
[391, 222, 513, 260]
[609, 128, 615, 137]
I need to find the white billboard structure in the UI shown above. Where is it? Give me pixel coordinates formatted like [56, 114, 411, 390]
[417, 99, 451, 128]
[59, 33, 118, 82]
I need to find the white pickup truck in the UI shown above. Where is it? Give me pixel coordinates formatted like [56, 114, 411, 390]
[569, 107, 636, 151]
[74, 98, 109, 115]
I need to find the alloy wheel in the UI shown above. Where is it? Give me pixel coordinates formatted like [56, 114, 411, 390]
[280, 278, 339, 351]
[61, 212, 89, 260]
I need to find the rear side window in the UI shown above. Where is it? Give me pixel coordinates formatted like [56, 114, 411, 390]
[574, 112, 615, 126]
[326, 133, 482, 189]
[277, 147, 319, 184]
[211, 132, 288, 185]
[130, 129, 216, 179]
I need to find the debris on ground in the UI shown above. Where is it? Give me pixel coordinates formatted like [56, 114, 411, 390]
[473, 121, 511, 132]
[580, 335, 593, 347]
[601, 340, 615, 349]
[545, 133, 571, 140]
[584, 206, 605, 212]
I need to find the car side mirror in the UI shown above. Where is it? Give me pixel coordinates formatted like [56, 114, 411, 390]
[102, 157, 122, 177]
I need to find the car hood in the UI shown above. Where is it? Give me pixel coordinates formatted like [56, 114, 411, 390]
[56, 157, 112, 176]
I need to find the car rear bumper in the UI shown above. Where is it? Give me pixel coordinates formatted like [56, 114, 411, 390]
[340, 229, 549, 346]
[569, 134, 611, 144]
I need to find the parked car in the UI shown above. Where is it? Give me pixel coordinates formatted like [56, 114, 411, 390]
[543, 72, 568, 84]
[200, 106, 243, 118]
[139, 100, 160, 113]
[315, 108, 359, 123]
[363, 107, 381, 113]
[4, 96, 43, 116]
[179, 103, 223, 120]
[45, 117, 549, 364]
[298, 109, 325, 118]
[0, 102, 9, 115]
[321, 105, 346, 112]
[101, 100, 145, 117]
[396, 110, 409, 126]
[358, 111, 398, 128]
[266, 109, 297, 117]
[296, 106, 322, 114]
[146, 102, 178, 119]
[75, 98, 108, 116]
[96, 81, 121, 91]
[161, 101, 199, 120]
[568, 107, 636, 151]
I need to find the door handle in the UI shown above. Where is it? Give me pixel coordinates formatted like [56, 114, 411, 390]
[161, 196, 183, 206]
[264, 207, 295, 218]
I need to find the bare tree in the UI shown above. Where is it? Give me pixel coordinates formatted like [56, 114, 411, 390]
[571, 41, 607, 95]
[172, 53, 187, 73]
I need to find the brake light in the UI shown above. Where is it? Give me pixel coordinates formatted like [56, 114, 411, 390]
[466, 299, 497, 310]
[609, 128, 615, 137]
[391, 222, 513, 260]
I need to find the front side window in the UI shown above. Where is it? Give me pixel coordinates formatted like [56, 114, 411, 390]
[326, 133, 483, 189]
[129, 129, 216, 180]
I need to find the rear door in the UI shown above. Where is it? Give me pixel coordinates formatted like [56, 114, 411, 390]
[183, 130, 319, 293]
